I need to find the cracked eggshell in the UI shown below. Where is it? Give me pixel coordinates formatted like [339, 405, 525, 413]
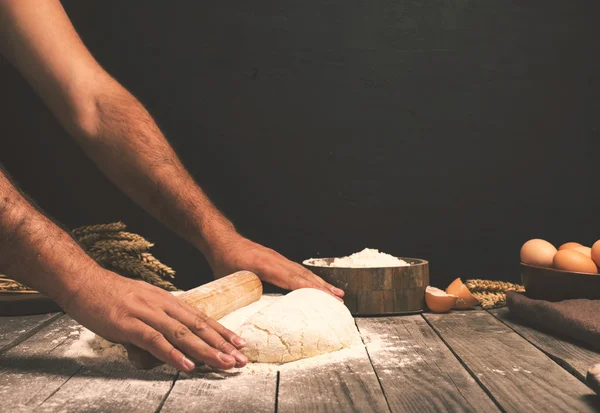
[425, 286, 457, 313]
[446, 278, 479, 309]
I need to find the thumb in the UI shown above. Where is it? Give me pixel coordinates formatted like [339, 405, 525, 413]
[125, 344, 164, 370]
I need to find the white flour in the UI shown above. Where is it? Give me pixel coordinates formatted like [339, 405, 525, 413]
[64, 328, 128, 363]
[309, 248, 410, 268]
[65, 295, 379, 375]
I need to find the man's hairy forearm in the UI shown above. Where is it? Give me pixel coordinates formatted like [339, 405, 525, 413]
[73, 77, 237, 259]
[0, 170, 100, 307]
[1, 0, 236, 265]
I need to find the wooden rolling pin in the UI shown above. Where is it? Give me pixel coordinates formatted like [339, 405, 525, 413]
[586, 364, 600, 394]
[127, 270, 262, 368]
[176, 270, 262, 319]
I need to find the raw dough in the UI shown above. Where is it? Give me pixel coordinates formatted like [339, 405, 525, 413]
[237, 288, 356, 363]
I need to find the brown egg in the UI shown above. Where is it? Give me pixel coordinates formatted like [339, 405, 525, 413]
[553, 249, 598, 274]
[572, 246, 592, 258]
[520, 239, 557, 268]
[446, 278, 479, 309]
[425, 286, 457, 313]
[592, 240, 600, 268]
[559, 242, 583, 250]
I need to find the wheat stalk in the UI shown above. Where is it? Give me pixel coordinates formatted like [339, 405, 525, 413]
[104, 257, 177, 291]
[138, 252, 175, 279]
[90, 239, 154, 254]
[464, 279, 526, 309]
[76, 231, 147, 247]
[472, 291, 508, 309]
[1, 222, 178, 293]
[87, 249, 174, 279]
[465, 279, 525, 293]
[0, 275, 32, 291]
[71, 222, 127, 237]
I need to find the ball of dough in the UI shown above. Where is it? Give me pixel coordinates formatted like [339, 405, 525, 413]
[239, 288, 356, 363]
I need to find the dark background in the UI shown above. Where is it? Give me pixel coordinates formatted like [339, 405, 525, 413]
[1, 1, 599, 290]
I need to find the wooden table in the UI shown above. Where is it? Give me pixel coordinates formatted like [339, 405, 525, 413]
[0, 308, 598, 412]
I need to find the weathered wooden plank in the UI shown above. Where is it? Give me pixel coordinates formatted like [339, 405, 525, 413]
[276, 331, 391, 413]
[36, 364, 176, 413]
[490, 307, 600, 381]
[0, 316, 176, 412]
[424, 310, 600, 413]
[0, 312, 62, 352]
[0, 315, 84, 410]
[160, 367, 277, 413]
[357, 316, 500, 413]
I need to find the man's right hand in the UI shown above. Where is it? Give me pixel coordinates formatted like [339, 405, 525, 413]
[62, 268, 248, 372]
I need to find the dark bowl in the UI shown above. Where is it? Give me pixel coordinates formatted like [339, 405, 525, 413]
[521, 263, 600, 301]
[303, 257, 429, 315]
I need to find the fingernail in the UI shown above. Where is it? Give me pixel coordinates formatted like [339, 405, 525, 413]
[182, 356, 195, 371]
[331, 286, 344, 296]
[218, 352, 236, 364]
[232, 336, 247, 347]
[232, 350, 248, 365]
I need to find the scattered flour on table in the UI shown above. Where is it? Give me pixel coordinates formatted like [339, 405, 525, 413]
[64, 328, 128, 363]
[64, 293, 394, 376]
[358, 326, 428, 369]
[309, 248, 410, 268]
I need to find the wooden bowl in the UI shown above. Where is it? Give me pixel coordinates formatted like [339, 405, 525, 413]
[521, 263, 600, 301]
[303, 257, 429, 315]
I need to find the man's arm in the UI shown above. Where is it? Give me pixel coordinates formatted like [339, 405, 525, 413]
[0, 168, 95, 308]
[0, 0, 343, 298]
[0, 168, 248, 371]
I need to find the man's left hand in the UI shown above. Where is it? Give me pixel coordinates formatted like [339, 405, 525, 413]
[207, 235, 345, 300]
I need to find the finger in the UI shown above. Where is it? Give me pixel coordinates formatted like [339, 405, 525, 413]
[254, 256, 344, 300]
[127, 321, 195, 372]
[166, 303, 247, 368]
[178, 301, 247, 349]
[267, 254, 344, 296]
[141, 309, 238, 370]
[287, 265, 345, 301]
[175, 300, 248, 360]
[301, 267, 345, 298]
[206, 317, 247, 349]
[124, 344, 163, 370]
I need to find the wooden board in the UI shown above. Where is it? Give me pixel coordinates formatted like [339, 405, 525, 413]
[0, 312, 62, 352]
[424, 311, 600, 413]
[0, 316, 176, 412]
[160, 367, 277, 413]
[490, 307, 600, 381]
[276, 329, 391, 413]
[0, 292, 62, 316]
[2, 306, 600, 412]
[357, 316, 500, 413]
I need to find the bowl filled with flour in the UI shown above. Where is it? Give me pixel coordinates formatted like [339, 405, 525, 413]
[303, 248, 429, 315]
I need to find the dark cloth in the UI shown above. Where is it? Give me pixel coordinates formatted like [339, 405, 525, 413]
[506, 291, 600, 352]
